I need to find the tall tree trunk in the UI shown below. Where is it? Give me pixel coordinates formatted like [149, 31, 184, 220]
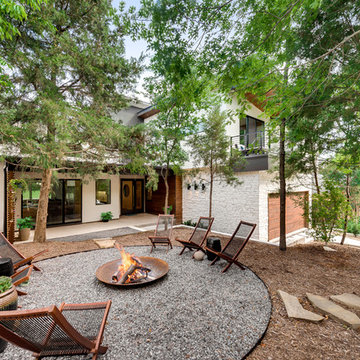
[209, 168, 213, 218]
[279, 116, 286, 251]
[311, 151, 320, 194]
[164, 166, 169, 215]
[34, 169, 52, 243]
[341, 174, 351, 245]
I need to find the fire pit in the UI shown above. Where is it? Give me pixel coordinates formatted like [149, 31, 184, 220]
[96, 247, 169, 286]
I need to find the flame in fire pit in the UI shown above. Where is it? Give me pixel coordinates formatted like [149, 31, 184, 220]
[112, 246, 150, 284]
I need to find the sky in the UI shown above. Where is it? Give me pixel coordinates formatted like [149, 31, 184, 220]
[112, 0, 151, 102]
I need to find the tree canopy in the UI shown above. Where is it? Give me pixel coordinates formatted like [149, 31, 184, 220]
[0, 0, 143, 241]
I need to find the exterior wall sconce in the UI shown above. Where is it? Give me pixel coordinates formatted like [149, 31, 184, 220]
[187, 183, 191, 190]
[201, 183, 206, 191]
[193, 182, 199, 190]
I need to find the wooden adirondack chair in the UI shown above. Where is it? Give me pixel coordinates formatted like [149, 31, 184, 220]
[0, 232, 47, 271]
[0, 301, 112, 359]
[10, 265, 33, 296]
[148, 215, 174, 253]
[177, 217, 214, 255]
[204, 221, 256, 273]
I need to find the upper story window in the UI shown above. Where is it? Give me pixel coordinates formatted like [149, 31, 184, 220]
[239, 116, 265, 150]
[96, 179, 111, 205]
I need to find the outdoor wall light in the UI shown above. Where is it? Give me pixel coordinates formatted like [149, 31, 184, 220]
[193, 182, 199, 190]
[187, 183, 191, 190]
[201, 183, 206, 191]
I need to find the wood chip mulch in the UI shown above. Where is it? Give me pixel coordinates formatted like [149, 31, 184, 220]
[14, 227, 360, 360]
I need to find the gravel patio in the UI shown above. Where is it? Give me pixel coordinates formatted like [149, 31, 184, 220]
[1, 245, 271, 360]
[10, 227, 360, 359]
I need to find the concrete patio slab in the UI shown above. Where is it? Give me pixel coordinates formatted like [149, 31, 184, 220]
[48, 227, 139, 242]
[330, 293, 360, 311]
[278, 290, 324, 322]
[26, 213, 158, 242]
[307, 293, 360, 330]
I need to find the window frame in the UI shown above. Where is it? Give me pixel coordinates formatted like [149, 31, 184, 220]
[95, 179, 111, 205]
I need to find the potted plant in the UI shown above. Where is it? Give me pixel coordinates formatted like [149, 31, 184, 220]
[0, 276, 18, 352]
[162, 205, 173, 214]
[16, 216, 34, 241]
[100, 211, 113, 222]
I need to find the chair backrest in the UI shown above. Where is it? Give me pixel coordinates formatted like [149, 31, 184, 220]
[0, 306, 94, 354]
[0, 232, 24, 265]
[189, 217, 214, 246]
[154, 215, 174, 238]
[222, 221, 256, 260]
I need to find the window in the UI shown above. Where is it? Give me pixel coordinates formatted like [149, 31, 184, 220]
[22, 179, 41, 220]
[96, 179, 111, 205]
[239, 116, 265, 149]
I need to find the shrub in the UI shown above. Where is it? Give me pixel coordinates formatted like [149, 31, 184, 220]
[16, 216, 34, 229]
[348, 220, 360, 237]
[183, 220, 197, 227]
[0, 276, 12, 294]
[306, 181, 351, 243]
[100, 211, 113, 221]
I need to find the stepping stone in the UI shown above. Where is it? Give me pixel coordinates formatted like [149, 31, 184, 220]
[323, 246, 336, 252]
[94, 239, 116, 249]
[330, 293, 360, 311]
[307, 293, 360, 330]
[278, 290, 324, 322]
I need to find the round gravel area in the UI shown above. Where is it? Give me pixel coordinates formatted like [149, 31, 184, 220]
[0, 247, 271, 360]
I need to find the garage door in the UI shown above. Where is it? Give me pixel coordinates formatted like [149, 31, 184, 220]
[268, 192, 308, 240]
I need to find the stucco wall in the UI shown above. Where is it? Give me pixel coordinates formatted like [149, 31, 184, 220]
[225, 95, 269, 138]
[13, 172, 121, 223]
[82, 175, 120, 222]
[183, 171, 260, 238]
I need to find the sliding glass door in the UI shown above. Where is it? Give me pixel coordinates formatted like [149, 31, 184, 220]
[22, 179, 82, 225]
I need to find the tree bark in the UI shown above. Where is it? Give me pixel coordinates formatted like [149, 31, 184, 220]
[311, 151, 320, 194]
[341, 174, 351, 245]
[34, 168, 52, 243]
[209, 169, 213, 218]
[279, 116, 286, 251]
[164, 166, 169, 215]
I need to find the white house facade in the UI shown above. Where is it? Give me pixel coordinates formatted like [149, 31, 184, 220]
[0, 95, 312, 243]
[182, 95, 313, 241]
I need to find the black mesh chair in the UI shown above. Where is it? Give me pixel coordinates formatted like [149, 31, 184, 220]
[0, 301, 112, 359]
[177, 217, 214, 255]
[204, 221, 256, 273]
[0, 232, 47, 271]
[149, 215, 174, 253]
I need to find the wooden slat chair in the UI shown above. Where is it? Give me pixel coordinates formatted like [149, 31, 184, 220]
[177, 217, 214, 256]
[0, 301, 112, 360]
[204, 221, 256, 273]
[0, 232, 47, 271]
[10, 265, 33, 296]
[149, 214, 174, 253]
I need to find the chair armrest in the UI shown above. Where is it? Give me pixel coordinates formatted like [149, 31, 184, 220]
[13, 257, 32, 269]
[204, 246, 218, 255]
[33, 249, 48, 259]
[149, 236, 170, 240]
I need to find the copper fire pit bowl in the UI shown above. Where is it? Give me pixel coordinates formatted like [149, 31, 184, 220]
[96, 256, 169, 287]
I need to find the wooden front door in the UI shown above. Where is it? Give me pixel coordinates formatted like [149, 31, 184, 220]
[121, 179, 144, 215]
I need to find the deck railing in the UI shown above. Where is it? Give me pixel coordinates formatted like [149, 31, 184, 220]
[230, 131, 266, 155]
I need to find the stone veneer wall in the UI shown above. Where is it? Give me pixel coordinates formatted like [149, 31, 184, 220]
[182, 171, 260, 239]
